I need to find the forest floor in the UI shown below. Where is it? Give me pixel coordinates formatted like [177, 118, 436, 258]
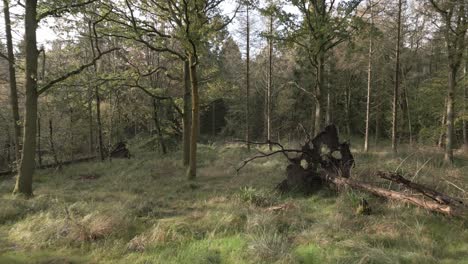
[0, 139, 467, 264]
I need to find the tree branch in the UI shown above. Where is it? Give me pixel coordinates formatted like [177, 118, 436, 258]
[38, 48, 119, 95]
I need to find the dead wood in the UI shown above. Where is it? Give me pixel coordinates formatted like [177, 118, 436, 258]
[0, 156, 96, 178]
[110, 141, 131, 159]
[237, 124, 466, 217]
[325, 174, 465, 217]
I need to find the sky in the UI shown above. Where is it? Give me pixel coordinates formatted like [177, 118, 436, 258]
[0, 0, 300, 50]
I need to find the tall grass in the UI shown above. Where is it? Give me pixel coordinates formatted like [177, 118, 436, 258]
[0, 140, 467, 263]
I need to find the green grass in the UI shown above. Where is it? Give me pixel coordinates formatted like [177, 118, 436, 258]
[0, 141, 467, 264]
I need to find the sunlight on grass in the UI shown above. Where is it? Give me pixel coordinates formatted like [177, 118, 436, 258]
[0, 142, 467, 263]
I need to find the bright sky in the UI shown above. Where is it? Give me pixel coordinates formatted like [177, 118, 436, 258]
[0, 0, 299, 49]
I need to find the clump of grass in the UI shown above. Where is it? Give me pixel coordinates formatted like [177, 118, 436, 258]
[8, 209, 130, 249]
[237, 187, 278, 207]
[247, 228, 290, 263]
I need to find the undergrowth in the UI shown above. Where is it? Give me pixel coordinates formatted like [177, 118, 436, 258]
[0, 141, 467, 263]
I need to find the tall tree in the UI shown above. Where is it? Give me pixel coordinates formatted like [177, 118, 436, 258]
[463, 62, 467, 150]
[266, 4, 274, 149]
[245, 1, 251, 150]
[278, 0, 362, 136]
[13, 0, 117, 196]
[364, 0, 374, 152]
[2, 0, 21, 164]
[429, 0, 467, 163]
[391, 0, 402, 153]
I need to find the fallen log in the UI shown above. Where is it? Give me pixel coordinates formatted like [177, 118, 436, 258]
[377, 171, 464, 206]
[326, 174, 466, 217]
[237, 124, 466, 217]
[0, 156, 96, 178]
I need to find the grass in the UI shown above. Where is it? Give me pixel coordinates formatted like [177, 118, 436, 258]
[0, 140, 467, 264]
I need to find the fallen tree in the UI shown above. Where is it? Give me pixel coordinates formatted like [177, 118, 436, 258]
[237, 125, 467, 217]
[0, 156, 96, 178]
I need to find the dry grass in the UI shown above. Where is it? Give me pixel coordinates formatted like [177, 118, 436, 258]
[0, 140, 467, 263]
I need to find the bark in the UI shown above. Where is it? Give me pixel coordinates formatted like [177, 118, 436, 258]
[329, 176, 464, 217]
[187, 55, 199, 180]
[48, 119, 60, 166]
[438, 98, 447, 148]
[325, 83, 331, 125]
[183, 60, 191, 166]
[37, 117, 42, 167]
[374, 76, 383, 145]
[211, 101, 216, 137]
[403, 83, 413, 146]
[445, 67, 456, 163]
[3, 0, 21, 163]
[463, 63, 468, 150]
[14, 0, 38, 196]
[245, 3, 251, 151]
[88, 84, 94, 154]
[392, 0, 402, 153]
[95, 85, 105, 161]
[364, 0, 373, 152]
[267, 13, 273, 150]
[344, 74, 353, 136]
[314, 54, 325, 136]
[153, 99, 167, 154]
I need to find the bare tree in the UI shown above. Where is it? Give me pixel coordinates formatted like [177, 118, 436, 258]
[429, 0, 467, 163]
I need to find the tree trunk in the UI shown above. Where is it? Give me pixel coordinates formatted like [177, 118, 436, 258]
[392, 0, 402, 153]
[14, 0, 38, 196]
[88, 84, 94, 154]
[6, 126, 11, 166]
[245, 3, 251, 151]
[314, 54, 325, 136]
[37, 117, 42, 167]
[153, 98, 167, 154]
[95, 85, 105, 161]
[438, 98, 447, 148]
[48, 119, 59, 166]
[212, 101, 216, 137]
[3, 0, 21, 163]
[187, 55, 199, 180]
[69, 99, 74, 161]
[310, 103, 316, 138]
[445, 67, 456, 163]
[183, 60, 191, 166]
[344, 74, 353, 136]
[403, 82, 413, 146]
[463, 63, 468, 151]
[267, 13, 273, 150]
[325, 65, 332, 125]
[364, 0, 373, 152]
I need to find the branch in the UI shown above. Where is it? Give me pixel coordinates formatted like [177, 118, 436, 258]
[234, 139, 305, 172]
[428, 0, 448, 15]
[37, 0, 98, 21]
[38, 48, 119, 95]
[377, 171, 464, 206]
[236, 148, 304, 172]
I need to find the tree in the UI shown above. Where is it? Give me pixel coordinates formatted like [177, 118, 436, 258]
[277, 0, 363, 136]
[245, 1, 252, 150]
[391, 0, 402, 153]
[13, 0, 117, 196]
[364, 0, 374, 152]
[429, 0, 467, 163]
[2, 0, 21, 164]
